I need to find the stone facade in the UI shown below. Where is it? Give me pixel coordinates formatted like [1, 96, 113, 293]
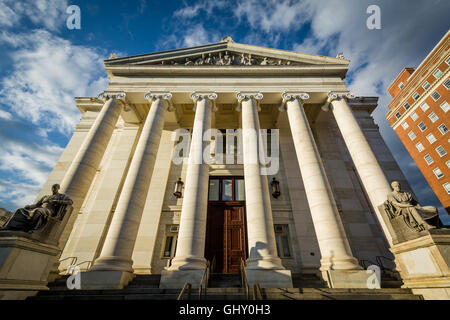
[34, 37, 414, 290]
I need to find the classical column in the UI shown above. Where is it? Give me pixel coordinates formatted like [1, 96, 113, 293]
[237, 92, 292, 288]
[58, 92, 126, 247]
[169, 92, 217, 270]
[323, 92, 393, 245]
[160, 93, 216, 288]
[85, 92, 173, 289]
[60, 93, 126, 209]
[280, 93, 361, 271]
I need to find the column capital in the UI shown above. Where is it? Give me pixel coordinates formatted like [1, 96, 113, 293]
[321, 91, 355, 111]
[235, 92, 263, 112]
[279, 92, 310, 112]
[97, 92, 131, 111]
[190, 92, 218, 112]
[144, 92, 174, 111]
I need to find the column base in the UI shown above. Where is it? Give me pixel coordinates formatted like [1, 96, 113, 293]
[80, 270, 134, 290]
[322, 270, 378, 289]
[159, 269, 205, 289]
[169, 255, 207, 270]
[319, 256, 363, 271]
[89, 256, 134, 273]
[245, 268, 293, 288]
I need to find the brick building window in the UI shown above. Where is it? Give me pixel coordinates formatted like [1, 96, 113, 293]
[444, 182, 450, 194]
[408, 131, 417, 140]
[422, 81, 430, 90]
[446, 160, 450, 169]
[404, 103, 410, 110]
[436, 145, 447, 157]
[395, 112, 402, 119]
[418, 122, 427, 131]
[433, 69, 443, 78]
[420, 102, 430, 111]
[410, 112, 419, 121]
[433, 168, 444, 179]
[444, 79, 450, 90]
[401, 122, 409, 129]
[426, 133, 437, 144]
[398, 82, 404, 89]
[431, 91, 441, 101]
[416, 142, 425, 152]
[440, 101, 449, 112]
[424, 154, 434, 165]
[428, 112, 439, 123]
[413, 93, 420, 100]
[438, 124, 448, 135]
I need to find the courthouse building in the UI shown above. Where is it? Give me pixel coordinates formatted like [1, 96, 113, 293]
[34, 36, 415, 290]
[386, 31, 450, 214]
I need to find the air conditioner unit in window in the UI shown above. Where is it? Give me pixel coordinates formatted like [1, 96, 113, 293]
[169, 225, 179, 233]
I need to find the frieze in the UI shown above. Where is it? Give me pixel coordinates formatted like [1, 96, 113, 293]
[158, 51, 302, 66]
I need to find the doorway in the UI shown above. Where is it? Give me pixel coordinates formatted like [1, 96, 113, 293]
[205, 177, 247, 274]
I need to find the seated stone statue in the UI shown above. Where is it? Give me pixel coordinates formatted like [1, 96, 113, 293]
[0, 184, 72, 233]
[385, 181, 441, 231]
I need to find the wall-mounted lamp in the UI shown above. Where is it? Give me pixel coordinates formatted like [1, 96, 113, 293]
[173, 178, 184, 198]
[270, 177, 280, 199]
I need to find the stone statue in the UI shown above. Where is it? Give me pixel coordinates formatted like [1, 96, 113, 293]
[384, 181, 441, 231]
[0, 184, 73, 233]
[223, 52, 232, 65]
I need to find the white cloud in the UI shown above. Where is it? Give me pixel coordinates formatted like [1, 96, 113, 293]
[0, 2, 108, 209]
[0, 30, 108, 135]
[0, 0, 68, 31]
[182, 24, 221, 47]
[0, 109, 12, 120]
[174, 1, 227, 19]
[233, 0, 307, 33]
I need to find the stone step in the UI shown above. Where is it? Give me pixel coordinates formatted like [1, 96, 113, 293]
[30, 286, 422, 300]
[209, 273, 241, 288]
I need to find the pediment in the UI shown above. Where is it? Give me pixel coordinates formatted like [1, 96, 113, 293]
[104, 37, 349, 68]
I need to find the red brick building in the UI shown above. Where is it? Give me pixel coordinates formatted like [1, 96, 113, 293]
[386, 31, 450, 214]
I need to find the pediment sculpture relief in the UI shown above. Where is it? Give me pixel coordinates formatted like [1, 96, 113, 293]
[160, 51, 299, 66]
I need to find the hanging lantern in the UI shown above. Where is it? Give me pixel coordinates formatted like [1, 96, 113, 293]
[270, 177, 280, 198]
[173, 178, 184, 198]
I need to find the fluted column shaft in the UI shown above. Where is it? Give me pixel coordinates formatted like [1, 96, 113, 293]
[239, 93, 284, 270]
[283, 94, 360, 270]
[330, 96, 393, 244]
[170, 94, 215, 270]
[91, 95, 170, 272]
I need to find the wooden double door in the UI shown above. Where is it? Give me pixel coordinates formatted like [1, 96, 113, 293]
[205, 177, 247, 274]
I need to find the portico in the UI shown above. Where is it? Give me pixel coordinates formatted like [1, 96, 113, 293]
[35, 37, 410, 290]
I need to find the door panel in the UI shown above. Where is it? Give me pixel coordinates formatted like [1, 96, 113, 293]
[225, 206, 246, 273]
[205, 176, 247, 274]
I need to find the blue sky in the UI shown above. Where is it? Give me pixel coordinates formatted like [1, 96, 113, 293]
[0, 0, 449, 223]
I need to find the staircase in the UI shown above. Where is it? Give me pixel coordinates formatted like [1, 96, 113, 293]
[28, 273, 422, 300]
[209, 273, 241, 288]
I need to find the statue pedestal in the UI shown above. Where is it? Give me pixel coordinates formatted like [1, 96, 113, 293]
[0, 235, 60, 300]
[390, 229, 450, 300]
